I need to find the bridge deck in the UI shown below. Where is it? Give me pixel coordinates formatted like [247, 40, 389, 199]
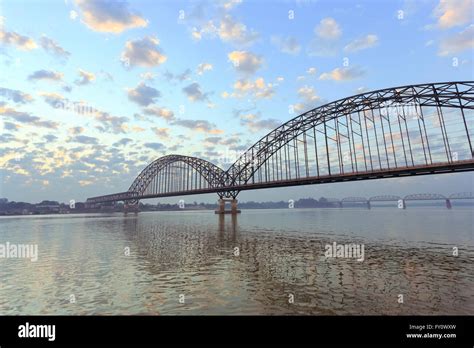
[87, 159, 474, 204]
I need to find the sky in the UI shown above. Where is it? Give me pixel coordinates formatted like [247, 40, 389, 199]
[0, 0, 473, 204]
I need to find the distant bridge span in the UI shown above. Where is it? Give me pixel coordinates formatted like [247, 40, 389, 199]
[87, 81, 474, 207]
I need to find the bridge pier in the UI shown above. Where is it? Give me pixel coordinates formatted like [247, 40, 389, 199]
[446, 199, 452, 209]
[401, 199, 406, 209]
[215, 198, 241, 215]
[367, 201, 371, 209]
[124, 201, 139, 215]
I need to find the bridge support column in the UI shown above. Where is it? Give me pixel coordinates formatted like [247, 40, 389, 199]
[367, 201, 371, 209]
[215, 198, 241, 215]
[124, 201, 139, 215]
[446, 199, 452, 209]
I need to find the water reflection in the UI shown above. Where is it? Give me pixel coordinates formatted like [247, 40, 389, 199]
[119, 211, 473, 315]
[0, 209, 472, 315]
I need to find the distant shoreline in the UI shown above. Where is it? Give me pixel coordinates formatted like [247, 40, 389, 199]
[1, 202, 473, 217]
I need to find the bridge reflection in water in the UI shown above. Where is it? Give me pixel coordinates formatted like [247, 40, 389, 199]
[117, 210, 473, 315]
[87, 82, 474, 212]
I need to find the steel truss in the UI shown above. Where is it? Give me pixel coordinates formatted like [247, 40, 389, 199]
[87, 81, 474, 204]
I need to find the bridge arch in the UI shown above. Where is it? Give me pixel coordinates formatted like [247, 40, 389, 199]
[369, 195, 402, 202]
[449, 192, 473, 199]
[225, 81, 474, 187]
[87, 81, 474, 205]
[126, 155, 226, 202]
[403, 193, 447, 201]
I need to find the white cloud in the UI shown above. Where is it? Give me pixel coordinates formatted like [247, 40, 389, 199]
[218, 14, 259, 46]
[120, 36, 167, 68]
[239, 113, 280, 133]
[228, 50, 263, 74]
[75, 69, 96, 85]
[28, 70, 63, 82]
[307, 17, 342, 56]
[127, 82, 161, 106]
[39, 35, 70, 59]
[74, 0, 148, 33]
[316, 17, 342, 40]
[222, 77, 275, 100]
[344, 34, 378, 53]
[172, 119, 223, 134]
[271, 36, 301, 55]
[438, 24, 474, 56]
[0, 29, 37, 50]
[319, 66, 365, 81]
[297, 86, 320, 104]
[182, 82, 210, 102]
[197, 63, 213, 75]
[434, 0, 472, 29]
[143, 106, 175, 121]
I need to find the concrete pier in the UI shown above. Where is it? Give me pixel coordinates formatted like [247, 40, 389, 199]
[215, 198, 241, 214]
[124, 202, 139, 215]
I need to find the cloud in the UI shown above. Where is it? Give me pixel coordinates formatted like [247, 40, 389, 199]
[190, 12, 258, 47]
[93, 111, 128, 134]
[297, 86, 320, 104]
[39, 93, 129, 134]
[28, 70, 63, 82]
[44, 134, 57, 142]
[228, 50, 263, 74]
[173, 119, 223, 134]
[69, 126, 85, 135]
[239, 113, 280, 133]
[0, 29, 37, 50]
[0, 104, 59, 129]
[182, 82, 210, 102]
[222, 77, 275, 99]
[271, 36, 301, 55]
[307, 17, 342, 56]
[434, 0, 472, 29]
[438, 24, 474, 56]
[127, 82, 161, 106]
[204, 136, 222, 144]
[319, 66, 365, 81]
[39, 35, 70, 59]
[151, 127, 170, 139]
[144, 142, 165, 150]
[163, 69, 191, 82]
[39, 92, 67, 108]
[217, 14, 259, 46]
[221, 0, 242, 11]
[0, 87, 33, 104]
[143, 106, 175, 121]
[197, 63, 213, 75]
[75, 0, 148, 33]
[291, 86, 322, 113]
[72, 135, 99, 144]
[75, 69, 96, 85]
[344, 34, 378, 53]
[140, 72, 155, 80]
[316, 17, 342, 40]
[307, 67, 317, 75]
[121, 36, 167, 68]
[113, 138, 133, 146]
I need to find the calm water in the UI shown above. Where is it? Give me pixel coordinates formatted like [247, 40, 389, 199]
[0, 208, 473, 315]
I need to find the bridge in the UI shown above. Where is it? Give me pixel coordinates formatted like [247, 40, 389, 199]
[87, 81, 474, 213]
[322, 192, 474, 209]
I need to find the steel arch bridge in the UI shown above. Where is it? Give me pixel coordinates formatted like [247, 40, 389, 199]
[87, 81, 474, 205]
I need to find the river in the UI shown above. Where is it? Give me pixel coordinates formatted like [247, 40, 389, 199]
[0, 207, 472, 315]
